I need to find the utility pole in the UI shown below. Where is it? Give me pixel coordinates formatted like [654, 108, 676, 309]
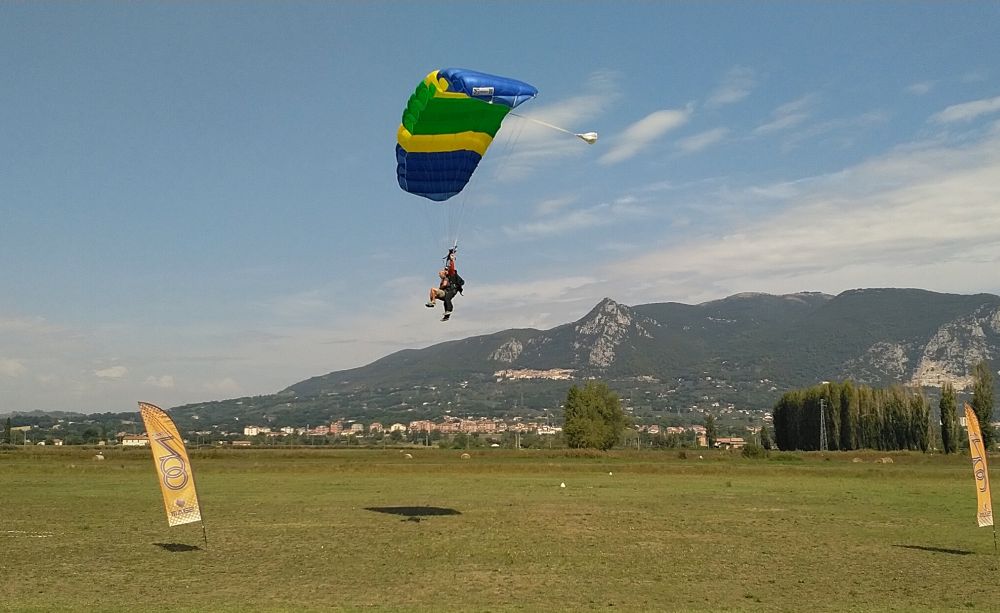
[819, 399, 828, 451]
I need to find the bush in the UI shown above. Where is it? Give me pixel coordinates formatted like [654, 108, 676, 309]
[563, 381, 625, 450]
[561, 448, 605, 459]
[768, 452, 804, 462]
[741, 442, 768, 459]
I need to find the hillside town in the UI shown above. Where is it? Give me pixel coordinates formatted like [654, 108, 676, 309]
[5, 414, 747, 449]
[3, 374, 774, 449]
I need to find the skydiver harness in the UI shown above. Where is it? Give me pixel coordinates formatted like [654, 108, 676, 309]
[447, 271, 464, 295]
[443, 247, 464, 297]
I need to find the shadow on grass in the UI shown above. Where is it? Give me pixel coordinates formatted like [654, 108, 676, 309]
[895, 544, 973, 555]
[365, 506, 461, 523]
[154, 542, 201, 552]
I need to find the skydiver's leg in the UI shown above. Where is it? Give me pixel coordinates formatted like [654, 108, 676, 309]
[427, 288, 443, 308]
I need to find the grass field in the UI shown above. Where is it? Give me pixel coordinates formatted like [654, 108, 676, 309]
[2, 447, 998, 612]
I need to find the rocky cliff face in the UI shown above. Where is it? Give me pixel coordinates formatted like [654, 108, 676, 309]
[571, 298, 658, 368]
[845, 341, 913, 383]
[908, 305, 1000, 390]
[490, 338, 524, 363]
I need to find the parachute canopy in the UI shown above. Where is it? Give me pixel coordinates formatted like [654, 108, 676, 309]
[396, 68, 538, 202]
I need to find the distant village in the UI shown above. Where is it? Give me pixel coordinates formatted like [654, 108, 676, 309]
[114, 418, 744, 449]
[7, 414, 754, 449]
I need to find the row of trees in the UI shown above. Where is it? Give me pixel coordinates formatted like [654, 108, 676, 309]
[773, 360, 995, 452]
[773, 382, 932, 452]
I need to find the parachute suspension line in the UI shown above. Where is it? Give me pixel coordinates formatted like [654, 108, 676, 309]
[448, 190, 468, 248]
[458, 116, 522, 246]
[508, 112, 599, 144]
[448, 116, 526, 248]
[417, 183, 450, 253]
[490, 114, 528, 183]
[446, 148, 474, 246]
[419, 200, 446, 254]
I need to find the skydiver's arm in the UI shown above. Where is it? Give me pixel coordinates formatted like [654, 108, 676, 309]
[445, 248, 456, 276]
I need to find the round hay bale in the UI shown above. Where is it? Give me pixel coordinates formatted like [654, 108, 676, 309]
[460, 453, 471, 460]
[403, 453, 413, 459]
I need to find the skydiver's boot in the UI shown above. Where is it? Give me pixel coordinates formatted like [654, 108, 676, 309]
[441, 312, 451, 322]
[425, 302, 435, 308]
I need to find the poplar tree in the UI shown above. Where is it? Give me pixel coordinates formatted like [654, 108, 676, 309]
[910, 392, 930, 452]
[939, 382, 959, 454]
[759, 425, 773, 450]
[704, 413, 717, 449]
[839, 381, 859, 450]
[971, 360, 995, 449]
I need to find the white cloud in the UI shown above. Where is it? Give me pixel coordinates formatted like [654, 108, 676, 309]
[677, 127, 729, 153]
[0, 359, 27, 378]
[504, 208, 604, 238]
[265, 289, 336, 320]
[600, 108, 692, 165]
[144, 375, 176, 389]
[779, 110, 889, 152]
[203, 377, 243, 396]
[534, 195, 577, 217]
[753, 94, 818, 135]
[707, 66, 756, 107]
[0, 316, 51, 333]
[502, 197, 648, 239]
[961, 70, 989, 83]
[609, 126, 1000, 303]
[930, 95, 1000, 124]
[94, 366, 128, 380]
[906, 81, 935, 96]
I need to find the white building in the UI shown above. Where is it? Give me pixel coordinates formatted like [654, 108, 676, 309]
[122, 435, 149, 447]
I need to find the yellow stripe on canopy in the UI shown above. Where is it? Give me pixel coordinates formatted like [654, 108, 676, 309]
[397, 126, 493, 156]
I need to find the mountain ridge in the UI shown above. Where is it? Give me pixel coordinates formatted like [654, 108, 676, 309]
[164, 288, 999, 426]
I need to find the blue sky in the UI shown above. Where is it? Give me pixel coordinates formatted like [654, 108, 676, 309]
[3, 2, 999, 412]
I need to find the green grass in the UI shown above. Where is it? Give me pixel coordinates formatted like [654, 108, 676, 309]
[2, 447, 998, 612]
